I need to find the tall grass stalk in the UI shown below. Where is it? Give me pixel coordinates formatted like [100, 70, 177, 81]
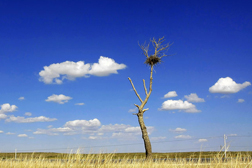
[0, 152, 252, 168]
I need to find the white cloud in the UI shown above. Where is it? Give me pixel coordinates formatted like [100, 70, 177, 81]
[0, 103, 18, 113]
[65, 118, 101, 128]
[98, 124, 128, 133]
[98, 124, 154, 135]
[88, 56, 127, 76]
[6, 115, 57, 123]
[151, 136, 166, 141]
[159, 100, 201, 113]
[18, 134, 28, 137]
[184, 93, 205, 102]
[175, 135, 192, 139]
[39, 56, 126, 84]
[128, 108, 137, 113]
[45, 94, 72, 104]
[6, 132, 15, 135]
[209, 77, 251, 94]
[237, 99, 245, 103]
[184, 107, 201, 113]
[33, 118, 101, 135]
[0, 114, 7, 119]
[33, 129, 59, 136]
[0, 130, 3, 133]
[124, 126, 141, 133]
[88, 136, 104, 140]
[169, 128, 187, 133]
[18, 97, 25, 100]
[228, 134, 237, 137]
[32, 119, 154, 140]
[25, 112, 32, 116]
[75, 103, 85, 106]
[163, 91, 178, 98]
[50, 127, 73, 132]
[198, 139, 207, 142]
[39, 61, 90, 84]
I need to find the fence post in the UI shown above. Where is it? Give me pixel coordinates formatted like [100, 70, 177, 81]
[15, 149, 17, 160]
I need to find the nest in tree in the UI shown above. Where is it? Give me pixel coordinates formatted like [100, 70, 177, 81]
[144, 55, 161, 66]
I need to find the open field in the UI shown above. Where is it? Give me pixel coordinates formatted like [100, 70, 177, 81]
[1, 151, 252, 159]
[0, 151, 252, 167]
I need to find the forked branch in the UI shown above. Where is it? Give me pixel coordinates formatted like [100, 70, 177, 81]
[128, 77, 143, 103]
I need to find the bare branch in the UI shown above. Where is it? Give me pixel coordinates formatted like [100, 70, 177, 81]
[143, 108, 149, 113]
[128, 77, 143, 103]
[151, 37, 171, 58]
[132, 113, 138, 115]
[138, 41, 150, 58]
[134, 104, 140, 108]
[143, 79, 148, 96]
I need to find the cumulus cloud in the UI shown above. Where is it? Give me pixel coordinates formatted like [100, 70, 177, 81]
[0, 130, 3, 133]
[184, 93, 205, 102]
[75, 103, 85, 106]
[159, 100, 201, 113]
[98, 124, 128, 133]
[33, 119, 154, 140]
[88, 56, 127, 76]
[6, 115, 57, 123]
[175, 135, 192, 139]
[65, 118, 101, 128]
[0, 114, 7, 119]
[18, 97, 25, 100]
[237, 99, 245, 103]
[169, 128, 187, 133]
[34, 118, 101, 135]
[39, 56, 126, 84]
[45, 94, 72, 104]
[18, 134, 28, 137]
[6, 132, 15, 135]
[163, 91, 178, 98]
[25, 112, 32, 116]
[0, 103, 18, 113]
[198, 139, 207, 142]
[209, 77, 251, 94]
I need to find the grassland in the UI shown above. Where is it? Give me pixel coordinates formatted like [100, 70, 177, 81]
[0, 151, 251, 167]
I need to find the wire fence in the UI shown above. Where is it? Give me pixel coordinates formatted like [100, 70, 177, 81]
[2, 135, 252, 154]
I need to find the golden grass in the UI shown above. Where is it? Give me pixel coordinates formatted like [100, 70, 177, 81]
[0, 151, 252, 168]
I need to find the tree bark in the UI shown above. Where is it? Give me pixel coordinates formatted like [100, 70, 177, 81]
[129, 37, 170, 160]
[128, 65, 154, 160]
[137, 111, 152, 160]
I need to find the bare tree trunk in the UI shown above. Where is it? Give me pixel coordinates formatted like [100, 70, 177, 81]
[128, 65, 154, 160]
[137, 111, 152, 160]
[128, 37, 171, 160]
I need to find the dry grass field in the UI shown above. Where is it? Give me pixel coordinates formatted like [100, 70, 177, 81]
[0, 151, 252, 167]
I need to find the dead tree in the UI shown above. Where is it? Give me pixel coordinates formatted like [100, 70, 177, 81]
[128, 37, 171, 160]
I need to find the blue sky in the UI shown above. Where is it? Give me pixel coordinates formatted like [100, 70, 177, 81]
[0, 0, 252, 153]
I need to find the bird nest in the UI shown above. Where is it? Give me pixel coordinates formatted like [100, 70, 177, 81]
[144, 55, 161, 66]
